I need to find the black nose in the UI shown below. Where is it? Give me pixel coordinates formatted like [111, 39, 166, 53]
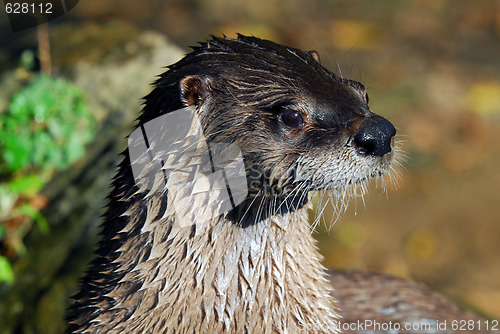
[353, 116, 396, 157]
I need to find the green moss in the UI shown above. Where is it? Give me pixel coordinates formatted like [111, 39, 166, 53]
[0, 75, 95, 174]
[0, 75, 95, 283]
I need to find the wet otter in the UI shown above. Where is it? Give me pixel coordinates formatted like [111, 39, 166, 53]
[66, 35, 488, 333]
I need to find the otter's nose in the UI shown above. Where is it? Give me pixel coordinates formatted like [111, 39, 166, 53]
[353, 116, 396, 157]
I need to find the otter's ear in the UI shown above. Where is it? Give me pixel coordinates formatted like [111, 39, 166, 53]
[307, 50, 321, 64]
[180, 75, 212, 107]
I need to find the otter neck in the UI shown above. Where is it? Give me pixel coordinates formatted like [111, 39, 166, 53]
[98, 191, 339, 333]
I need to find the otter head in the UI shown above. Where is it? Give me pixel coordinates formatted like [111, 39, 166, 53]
[141, 35, 398, 215]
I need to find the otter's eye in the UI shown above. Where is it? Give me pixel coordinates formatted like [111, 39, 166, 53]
[281, 109, 304, 128]
[363, 91, 369, 104]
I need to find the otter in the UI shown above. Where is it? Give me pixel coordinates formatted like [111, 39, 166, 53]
[66, 35, 491, 333]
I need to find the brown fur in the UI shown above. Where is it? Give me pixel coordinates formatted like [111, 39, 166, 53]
[67, 35, 399, 333]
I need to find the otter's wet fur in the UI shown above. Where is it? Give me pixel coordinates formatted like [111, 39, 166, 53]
[66, 35, 486, 333]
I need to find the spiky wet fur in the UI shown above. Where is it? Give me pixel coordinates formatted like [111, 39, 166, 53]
[66, 35, 399, 333]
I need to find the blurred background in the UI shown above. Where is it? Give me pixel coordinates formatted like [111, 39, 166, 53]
[1, 0, 499, 332]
